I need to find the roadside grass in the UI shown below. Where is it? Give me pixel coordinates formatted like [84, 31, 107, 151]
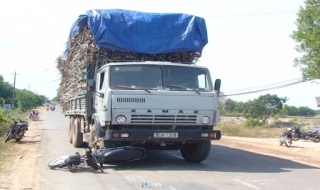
[215, 121, 284, 138]
[215, 116, 320, 138]
[0, 140, 19, 172]
[0, 109, 30, 172]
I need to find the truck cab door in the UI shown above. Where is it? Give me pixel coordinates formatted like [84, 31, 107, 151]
[95, 70, 106, 123]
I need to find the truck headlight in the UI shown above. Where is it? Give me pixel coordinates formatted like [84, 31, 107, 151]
[201, 116, 210, 124]
[116, 115, 126, 123]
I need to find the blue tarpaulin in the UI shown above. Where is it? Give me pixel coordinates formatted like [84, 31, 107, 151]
[65, 9, 208, 58]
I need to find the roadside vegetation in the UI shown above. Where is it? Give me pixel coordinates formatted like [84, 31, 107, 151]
[217, 93, 319, 138]
[0, 108, 30, 172]
[216, 116, 320, 138]
[1, 74, 47, 172]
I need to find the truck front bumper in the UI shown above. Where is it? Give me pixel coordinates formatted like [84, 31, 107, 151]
[104, 129, 221, 141]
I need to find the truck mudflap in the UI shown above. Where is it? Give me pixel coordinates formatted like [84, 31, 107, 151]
[104, 129, 221, 141]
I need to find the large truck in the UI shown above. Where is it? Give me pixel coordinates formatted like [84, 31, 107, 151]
[59, 9, 221, 162]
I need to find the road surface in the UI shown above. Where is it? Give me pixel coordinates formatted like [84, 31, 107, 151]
[32, 106, 320, 189]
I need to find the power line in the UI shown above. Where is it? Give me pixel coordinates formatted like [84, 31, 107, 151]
[225, 78, 303, 93]
[204, 11, 296, 19]
[223, 79, 313, 97]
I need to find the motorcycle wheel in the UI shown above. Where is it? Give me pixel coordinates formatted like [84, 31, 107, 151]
[292, 133, 299, 141]
[312, 135, 320, 143]
[4, 131, 12, 143]
[285, 138, 292, 147]
[48, 156, 69, 169]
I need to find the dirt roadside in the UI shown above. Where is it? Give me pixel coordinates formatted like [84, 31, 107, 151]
[0, 110, 42, 190]
[0, 114, 320, 189]
[213, 136, 320, 168]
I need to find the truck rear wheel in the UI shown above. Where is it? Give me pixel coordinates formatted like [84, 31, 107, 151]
[89, 124, 96, 148]
[180, 140, 211, 162]
[68, 117, 74, 143]
[72, 118, 84, 147]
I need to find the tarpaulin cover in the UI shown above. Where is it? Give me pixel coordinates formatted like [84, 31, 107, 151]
[66, 9, 208, 55]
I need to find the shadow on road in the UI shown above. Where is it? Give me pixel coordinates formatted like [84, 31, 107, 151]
[100, 144, 319, 174]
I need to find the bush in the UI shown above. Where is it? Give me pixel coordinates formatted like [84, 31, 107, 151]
[245, 117, 265, 127]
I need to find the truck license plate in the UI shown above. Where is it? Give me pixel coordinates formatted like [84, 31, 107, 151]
[154, 133, 178, 138]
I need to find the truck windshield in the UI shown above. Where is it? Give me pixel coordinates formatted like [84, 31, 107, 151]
[110, 65, 211, 91]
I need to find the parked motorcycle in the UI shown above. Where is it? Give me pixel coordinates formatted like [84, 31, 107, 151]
[302, 130, 320, 142]
[48, 146, 146, 172]
[292, 126, 319, 142]
[279, 129, 292, 147]
[29, 114, 40, 121]
[292, 126, 302, 141]
[4, 117, 29, 143]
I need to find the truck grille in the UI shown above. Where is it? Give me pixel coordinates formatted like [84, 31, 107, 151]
[131, 115, 196, 124]
[117, 97, 145, 103]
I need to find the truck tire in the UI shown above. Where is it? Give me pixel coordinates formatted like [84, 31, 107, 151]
[89, 124, 109, 149]
[68, 117, 74, 143]
[180, 140, 211, 163]
[72, 118, 84, 147]
[89, 124, 96, 148]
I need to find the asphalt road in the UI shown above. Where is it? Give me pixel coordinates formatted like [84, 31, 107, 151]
[38, 106, 320, 190]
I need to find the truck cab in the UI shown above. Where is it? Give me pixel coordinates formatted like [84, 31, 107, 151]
[83, 61, 221, 162]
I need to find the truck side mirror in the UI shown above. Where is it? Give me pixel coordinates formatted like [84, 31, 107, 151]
[214, 79, 221, 95]
[88, 79, 95, 88]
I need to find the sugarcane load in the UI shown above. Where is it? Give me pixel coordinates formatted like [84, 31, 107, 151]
[58, 9, 222, 163]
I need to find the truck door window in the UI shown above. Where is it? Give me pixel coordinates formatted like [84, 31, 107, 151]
[99, 72, 105, 90]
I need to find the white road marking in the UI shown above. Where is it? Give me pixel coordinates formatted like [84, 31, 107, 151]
[170, 154, 183, 159]
[154, 183, 162, 187]
[134, 175, 146, 181]
[233, 179, 260, 189]
[125, 177, 136, 182]
[169, 186, 176, 190]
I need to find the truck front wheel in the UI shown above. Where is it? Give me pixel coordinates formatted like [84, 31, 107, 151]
[180, 140, 211, 162]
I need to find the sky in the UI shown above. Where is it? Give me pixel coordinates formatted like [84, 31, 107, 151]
[0, 0, 319, 110]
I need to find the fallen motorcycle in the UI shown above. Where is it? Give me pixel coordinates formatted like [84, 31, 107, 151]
[4, 117, 29, 143]
[48, 146, 146, 172]
[48, 146, 103, 172]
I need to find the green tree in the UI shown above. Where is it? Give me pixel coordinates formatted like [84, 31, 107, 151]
[243, 94, 287, 126]
[16, 89, 45, 111]
[234, 102, 246, 114]
[291, 0, 320, 79]
[0, 75, 13, 102]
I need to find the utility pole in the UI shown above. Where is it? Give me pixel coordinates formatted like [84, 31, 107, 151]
[11, 71, 20, 109]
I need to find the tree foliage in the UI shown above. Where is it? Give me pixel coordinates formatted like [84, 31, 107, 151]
[0, 75, 13, 103]
[291, 0, 320, 79]
[16, 89, 45, 111]
[220, 94, 318, 126]
[242, 94, 287, 125]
